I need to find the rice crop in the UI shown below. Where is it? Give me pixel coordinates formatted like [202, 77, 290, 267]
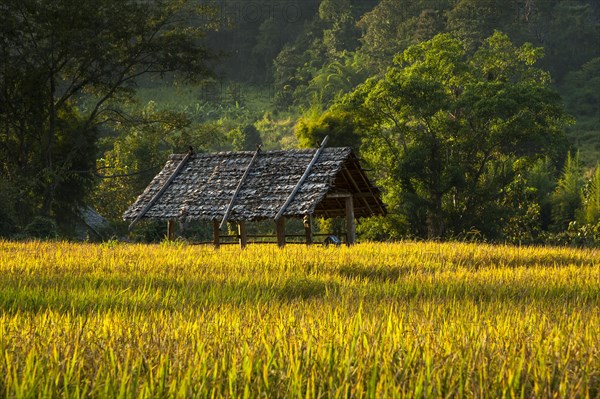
[0, 240, 598, 398]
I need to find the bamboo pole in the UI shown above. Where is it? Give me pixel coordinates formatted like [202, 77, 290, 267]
[129, 151, 192, 231]
[220, 146, 261, 230]
[274, 136, 328, 221]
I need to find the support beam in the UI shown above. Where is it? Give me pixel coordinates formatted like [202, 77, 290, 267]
[276, 218, 286, 248]
[212, 220, 220, 249]
[343, 167, 374, 215]
[326, 191, 351, 199]
[238, 221, 247, 249]
[303, 214, 313, 245]
[274, 136, 328, 221]
[345, 196, 356, 245]
[220, 145, 261, 230]
[352, 160, 387, 216]
[167, 220, 175, 241]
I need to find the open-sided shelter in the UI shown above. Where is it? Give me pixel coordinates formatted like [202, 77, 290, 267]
[123, 140, 386, 247]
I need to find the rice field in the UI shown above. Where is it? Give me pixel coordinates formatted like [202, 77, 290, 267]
[0, 240, 599, 398]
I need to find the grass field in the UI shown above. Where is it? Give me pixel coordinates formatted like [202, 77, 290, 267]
[0, 241, 599, 398]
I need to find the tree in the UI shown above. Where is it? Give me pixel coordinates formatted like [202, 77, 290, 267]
[356, 0, 450, 73]
[551, 152, 583, 231]
[272, 0, 363, 109]
[0, 0, 213, 230]
[92, 102, 198, 221]
[446, 0, 516, 50]
[342, 32, 570, 239]
[295, 106, 360, 150]
[545, 1, 600, 82]
[561, 57, 600, 167]
[581, 163, 600, 225]
[318, 0, 360, 56]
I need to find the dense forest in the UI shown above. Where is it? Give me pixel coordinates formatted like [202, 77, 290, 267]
[0, 0, 599, 244]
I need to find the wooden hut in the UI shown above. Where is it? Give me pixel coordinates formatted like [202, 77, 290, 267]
[123, 140, 386, 247]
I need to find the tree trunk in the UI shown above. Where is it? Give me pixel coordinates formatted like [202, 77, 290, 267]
[427, 193, 445, 239]
[41, 72, 57, 216]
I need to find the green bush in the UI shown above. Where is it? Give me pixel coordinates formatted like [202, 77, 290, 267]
[0, 208, 17, 238]
[24, 217, 59, 240]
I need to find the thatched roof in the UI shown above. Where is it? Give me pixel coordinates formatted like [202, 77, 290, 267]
[123, 147, 386, 223]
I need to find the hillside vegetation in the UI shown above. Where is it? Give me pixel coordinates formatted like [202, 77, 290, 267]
[1, 241, 599, 397]
[0, 0, 598, 243]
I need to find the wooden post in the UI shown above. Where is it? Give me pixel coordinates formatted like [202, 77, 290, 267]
[238, 221, 247, 249]
[345, 196, 356, 245]
[276, 218, 286, 248]
[213, 220, 220, 249]
[167, 220, 175, 241]
[303, 214, 313, 245]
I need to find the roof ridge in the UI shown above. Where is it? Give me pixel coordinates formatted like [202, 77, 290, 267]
[168, 147, 352, 157]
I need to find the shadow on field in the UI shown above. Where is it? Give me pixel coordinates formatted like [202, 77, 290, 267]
[0, 274, 341, 314]
[338, 264, 415, 282]
[279, 278, 339, 301]
[0, 269, 598, 314]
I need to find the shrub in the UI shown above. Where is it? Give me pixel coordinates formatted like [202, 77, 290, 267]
[24, 216, 59, 239]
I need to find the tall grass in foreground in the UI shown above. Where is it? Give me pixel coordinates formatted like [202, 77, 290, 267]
[0, 241, 598, 398]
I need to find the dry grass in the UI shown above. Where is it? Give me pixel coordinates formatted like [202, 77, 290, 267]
[0, 241, 598, 398]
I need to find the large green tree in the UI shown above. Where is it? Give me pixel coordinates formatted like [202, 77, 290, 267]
[0, 0, 213, 230]
[343, 32, 570, 239]
[356, 0, 451, 73]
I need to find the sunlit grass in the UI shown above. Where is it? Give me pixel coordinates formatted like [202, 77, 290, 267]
[1, 241, 598, 398]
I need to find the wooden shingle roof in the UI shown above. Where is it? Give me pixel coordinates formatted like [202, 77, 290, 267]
[123, 147, 386, 223]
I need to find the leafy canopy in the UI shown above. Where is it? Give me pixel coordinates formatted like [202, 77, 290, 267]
[343, 31, 570, 239]
[0, 0, 214, 231]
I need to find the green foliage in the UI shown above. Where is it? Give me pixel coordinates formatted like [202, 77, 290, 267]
[0, 177, 19, 237]
[581, 163, 600, 225]
[319, 0, 360, 56]
[0, 0, 214, 232]
[499, 175, 543, 245]
[230, 124, 263, 151]
[272, 0, 364, 109]
[546, 1, 600, 82]
[254, 113, 297, 149]
[24, 217, 59, 240]
[551, 152, 584, 231]
[303, 52, 370, 107]
[357, 214, 410, 241]
[525, 157, 557, 230]
[446, 0, 514, 50]
[92, 102, 202, 220]
[128, 220, 169, 243]
[295, 107, 360, 150]
[546, 220, 600, 248]
[0, 210, 16, 239]
[343, 32, 570, 239]
[356, 0, 451, 72]
[562, 58, 600, 167]
[2, 0, 597, 242]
